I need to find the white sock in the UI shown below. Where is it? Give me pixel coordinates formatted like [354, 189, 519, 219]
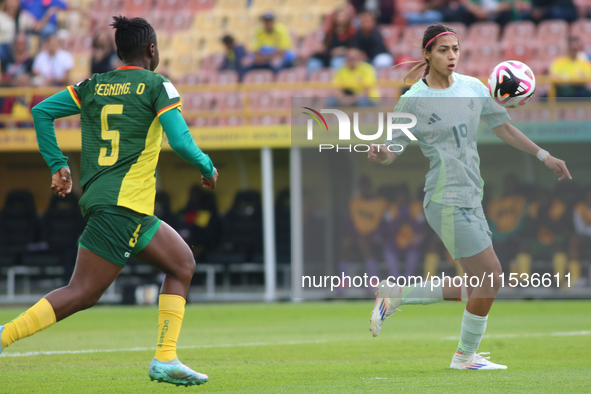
[456, 309, 488, 356]
[400, 281, 444, 305]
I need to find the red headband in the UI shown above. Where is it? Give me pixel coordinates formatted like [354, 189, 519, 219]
[424, 31, 458, 50]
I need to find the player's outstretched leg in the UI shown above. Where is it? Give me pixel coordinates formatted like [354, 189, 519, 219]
[370, 277, 466, 337]
[135, 221, 208, 387]
[450, 246, 506, 370]
[1, 247, 121, 355]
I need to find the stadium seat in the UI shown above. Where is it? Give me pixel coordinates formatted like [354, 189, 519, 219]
[308, 68, 333, 82]
[217, 190, 263, 261]
[276, 67, 307, 82]
[502, 20, 536, 44]
[192, 11, 221, 31]
[168, 54, 200, 80]
[378, 66, 410, 81]
[250, 0, 285, 12]
[570, 18, 591, 41]
[465, 42, 500, 64]
[402, 24, 429, 45]
[213, 70, 239, 84]
[537, 20, 568, 43]
[445, 22, 467, 40]
[217, 0, 248, 10]
[200, 53, 225, 72]
[0, 190, 39, 254]
[397, 42, 423, 61]
[243, 69, 275, 84]
[121, 0, 153, 17]
[290, 11, 323, 37]
[537, 41, 567, 61]
[186, 0, 216, 13]
[502, 42, 535, 63]
[216, 92, 244, 111]
[163, 13, 192, 33]
[182, 92, 216, 111]
[154, 0, 182, 12]
[90, 0, 122, 13]
[171, 32, 195, 54]
[467, 21, 500, 44]
[248, 91, 275, 110]
[22, 193, 84, 270]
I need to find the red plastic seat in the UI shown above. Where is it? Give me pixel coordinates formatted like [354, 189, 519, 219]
[200, 53, 225, 72]
[401, 24, 429, 45]
[465, 42, 501, 63]
[445, 22, 467, 40]
[502, 42, 535, 63]
[379, 25, 400, 48]
[182, 92, 215, 111]
[121, 0, 153, 17]
[186, 0, 215, 14]
[308, 68, 333, 82]
[216, 92, 244, 111]
[570, 19, 591, 42]
[91, 0, 122, 13]
[299, 29, 325, 59]
[154, 0, 182, 12]
[276, 67, 307, 82]
[248, 92, 275, 109]
[212, 70, 239, 85]
[243, 70, 275, 84]
[467, 22, 500, 44]
[502, 21, 536, 44]
[537, 20, 568, 43]
[538, 40, 567, 61]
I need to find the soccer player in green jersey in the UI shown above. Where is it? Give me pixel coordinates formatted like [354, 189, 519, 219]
[0, 16, 217, 386]
[367, 23, 572, 370]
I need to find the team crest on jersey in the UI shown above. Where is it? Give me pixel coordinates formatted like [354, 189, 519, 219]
[467, 99, 475, 112]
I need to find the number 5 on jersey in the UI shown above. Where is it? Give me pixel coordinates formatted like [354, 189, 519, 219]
[99, 104, 123, 166]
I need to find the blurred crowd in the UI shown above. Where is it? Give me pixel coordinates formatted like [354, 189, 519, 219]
[1, 0, 591, 122]
[342, 175, 591, 288]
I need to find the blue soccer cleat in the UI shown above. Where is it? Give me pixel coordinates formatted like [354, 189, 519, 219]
[149, 358, 209, 387]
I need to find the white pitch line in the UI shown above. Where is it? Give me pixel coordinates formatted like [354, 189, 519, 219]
[0, 339, 328, 358]
[440, 330, 591, 341]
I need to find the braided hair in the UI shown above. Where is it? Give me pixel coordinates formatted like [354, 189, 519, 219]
[110, 16, 156, 61]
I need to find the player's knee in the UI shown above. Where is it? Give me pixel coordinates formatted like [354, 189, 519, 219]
[175, 253, 196, 279]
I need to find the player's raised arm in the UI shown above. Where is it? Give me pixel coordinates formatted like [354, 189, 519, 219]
[492, 122, 572, 181]
[159, 108, 218, 189]
[31, 89, 81, 197]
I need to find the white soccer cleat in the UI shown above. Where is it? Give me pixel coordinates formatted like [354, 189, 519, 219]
[369, 280, 401, 337]
[450, 352, 507, 370]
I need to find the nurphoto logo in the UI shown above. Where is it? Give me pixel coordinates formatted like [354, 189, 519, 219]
[302, 107, 418, 153]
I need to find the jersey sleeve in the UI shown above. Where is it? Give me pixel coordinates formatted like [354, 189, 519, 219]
[66, 77, 92, 109]
[152, 76, 182, 117]
[476, 80, 511, 128]
[383, 96, 414, 155]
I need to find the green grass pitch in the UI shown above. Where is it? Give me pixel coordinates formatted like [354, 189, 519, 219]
[1, 300, 590, 393]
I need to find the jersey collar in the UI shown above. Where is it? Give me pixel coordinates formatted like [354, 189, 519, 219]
[117, 66, 144, 70]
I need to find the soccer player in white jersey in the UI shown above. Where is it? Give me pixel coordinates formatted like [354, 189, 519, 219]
[367, 23, 572, 370]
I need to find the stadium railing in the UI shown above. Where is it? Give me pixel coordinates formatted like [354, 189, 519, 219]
[0, 76, 590, 125]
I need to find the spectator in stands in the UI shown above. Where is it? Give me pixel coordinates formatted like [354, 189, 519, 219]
[1, 33, 33, 86]
[338, 175, 387, 286]
[91, 30, 118, 75]
[569, 185, 591, 287]
[550, 36, 591, 97]
[0, 0, 34, 62]
[250, 12, 296, 72]
[328, 48, 380, 107]
[32, 34, 72, 86]
[405, 0, 444, 25]
[351, 12, 393, 70]
[531, 0, 577, 22]
[219, 34, 247, 81]
[521, 188, 570, 285]
[20, 0, 69, 40]
[307, 7, 356, 74]
[350, 0, 397, 24]
[486, 174, 528, 275]
[382, 185, 426, 279]
[437, 0, 513, 26]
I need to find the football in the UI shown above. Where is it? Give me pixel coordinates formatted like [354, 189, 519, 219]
[487, 60, 536, 108]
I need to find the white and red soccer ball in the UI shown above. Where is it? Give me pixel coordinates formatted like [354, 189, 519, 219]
[487, 60, 536, 108]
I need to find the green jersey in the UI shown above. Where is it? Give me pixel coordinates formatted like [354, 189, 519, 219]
[67, 66, 182, 216]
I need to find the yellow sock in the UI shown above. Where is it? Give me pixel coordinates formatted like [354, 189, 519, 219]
[1, 298, 56, 349]
[424, 252, 439, 279]
[569, 260, 581, 286]
[553, 253, 567, 283]
[154, 294, 186, 362]
[516, 253, 532, 277]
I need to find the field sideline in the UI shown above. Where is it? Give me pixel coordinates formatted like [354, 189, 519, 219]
[1, 300, 590, 393]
